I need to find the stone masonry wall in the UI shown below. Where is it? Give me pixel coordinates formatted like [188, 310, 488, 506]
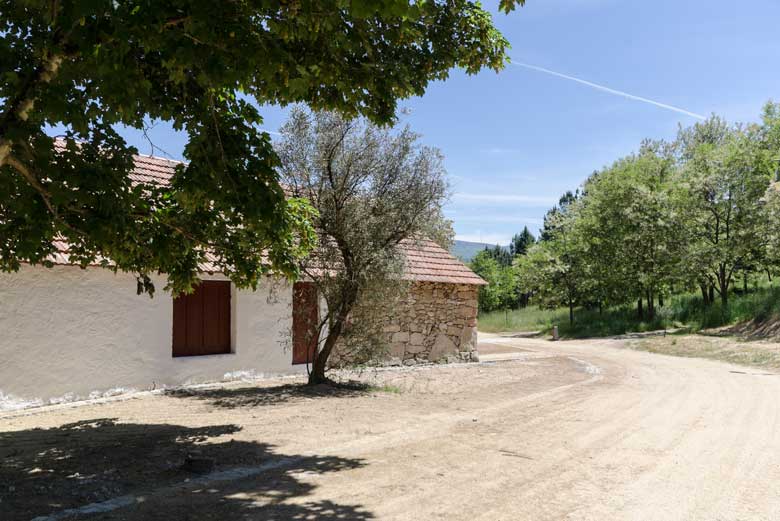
[382, 282, 480, 366]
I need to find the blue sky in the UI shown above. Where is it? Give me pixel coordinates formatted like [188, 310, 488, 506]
[121, 0, 780, 245]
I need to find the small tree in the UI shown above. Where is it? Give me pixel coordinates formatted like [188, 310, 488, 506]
[277, 108, 447, 385]
[471, 250, 504, 312]
[517, 211, 589, 325]
[510, 226, 536, 256]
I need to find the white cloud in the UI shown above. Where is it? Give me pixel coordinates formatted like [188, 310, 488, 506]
[453, 193, 557, 205]
[454, 214, 544, 225]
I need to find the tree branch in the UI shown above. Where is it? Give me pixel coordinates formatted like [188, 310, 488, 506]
[0, 52, 64, 167]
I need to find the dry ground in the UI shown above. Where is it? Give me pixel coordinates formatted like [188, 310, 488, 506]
[3, 334, 780, 520]
[628, 332, 780, 370]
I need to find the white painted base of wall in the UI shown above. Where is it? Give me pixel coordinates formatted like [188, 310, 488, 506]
[0, 266, 306, 410]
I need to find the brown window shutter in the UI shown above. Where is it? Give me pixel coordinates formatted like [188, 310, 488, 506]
[292, 282, 318, 365]
[172, 281, 231, 357]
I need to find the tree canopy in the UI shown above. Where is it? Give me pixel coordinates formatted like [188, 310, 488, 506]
[1, 0, 520, 294]
[510, 226, 536, 256]
[507, 101, 780, 324]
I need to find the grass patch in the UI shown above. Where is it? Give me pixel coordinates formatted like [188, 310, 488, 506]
[478, 285, 780, 339]
[477, 306, 568, 334]
[369, 384, 404, 394]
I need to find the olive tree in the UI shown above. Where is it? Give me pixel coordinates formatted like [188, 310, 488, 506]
[277, 108, 448, 384]
[1, 0, 519, 294]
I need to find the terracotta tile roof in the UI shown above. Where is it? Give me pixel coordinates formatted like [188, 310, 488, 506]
[49, 239, 225, 274]
[128, 154, 181, 186]
[399, 238, 486, 285]
[53, 138, 181, 188]
[44, 149, 485, 285]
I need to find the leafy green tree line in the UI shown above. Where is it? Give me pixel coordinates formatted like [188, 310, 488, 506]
[470, 225, 536, 313]
[481, 102, 780, 324]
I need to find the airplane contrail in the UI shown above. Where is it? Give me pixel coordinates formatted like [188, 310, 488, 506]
[511, 61, 706, 120]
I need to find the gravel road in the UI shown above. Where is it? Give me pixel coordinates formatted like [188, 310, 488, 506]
[3, 334, 780, 520]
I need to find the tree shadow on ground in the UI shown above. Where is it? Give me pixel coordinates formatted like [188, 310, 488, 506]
[165, 381, 374, 409]
[1, 418, 369, 521]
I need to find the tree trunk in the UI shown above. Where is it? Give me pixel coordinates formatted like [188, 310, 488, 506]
[743, 273, 748, 294]
[700, 283, 710, 306]
[718, 266, 729, 306]
[646, 289, 655, 320]
[637, 297, 643, 320]
[308, 319, 343, 385]
[308, 289, 358, 385]
[709, 285, 715, 305]
[658, 293, 664, 308]
[569, 301, 574, 326]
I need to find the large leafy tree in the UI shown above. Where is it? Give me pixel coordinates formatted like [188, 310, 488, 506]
[577, 142, 683, 318]
[1, 0, 521, 294]
[676, 120, 773, 305]
[761, 102, 780, 274]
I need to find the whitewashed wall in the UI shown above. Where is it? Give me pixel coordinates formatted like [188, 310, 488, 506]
[0, 265, 304, 409]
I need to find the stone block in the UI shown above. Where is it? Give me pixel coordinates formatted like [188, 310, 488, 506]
[391, 331, 409, 343]
[390, 342, 407, 357]
[407, 342, 426, 354]
[410, 332, 426, 346]
[429, 334, 457, 362]
[459, 327, 477, 349]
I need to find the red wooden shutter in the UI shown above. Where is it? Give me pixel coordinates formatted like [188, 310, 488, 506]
[292, 282, 318, 364]
[172, 281, 231, 357]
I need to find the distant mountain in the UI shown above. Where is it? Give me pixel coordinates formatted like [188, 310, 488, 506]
[451, 240, 509, 262]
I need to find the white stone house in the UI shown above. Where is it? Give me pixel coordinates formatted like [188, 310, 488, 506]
[0, 153, 485, 410]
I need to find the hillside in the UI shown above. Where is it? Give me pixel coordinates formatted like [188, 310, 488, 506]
[451, 240, 508, 262]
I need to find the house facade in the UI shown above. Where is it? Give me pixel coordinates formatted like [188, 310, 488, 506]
[0, 153, 485, 410]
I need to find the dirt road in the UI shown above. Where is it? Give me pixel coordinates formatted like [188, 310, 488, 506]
[3, 335, 780, 520]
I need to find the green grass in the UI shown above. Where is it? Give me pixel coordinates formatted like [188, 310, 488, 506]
[478, 285, 780, 339]
[477, 306, 570, 334]
[369, 384, 404, 394]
